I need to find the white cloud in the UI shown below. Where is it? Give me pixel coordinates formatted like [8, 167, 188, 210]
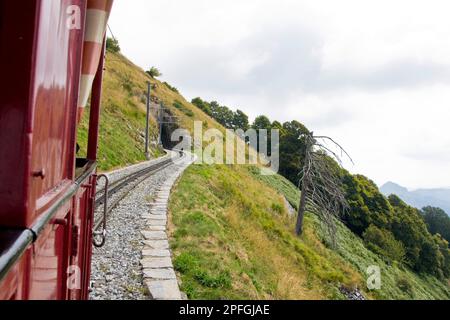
[109, 0, 450, 189]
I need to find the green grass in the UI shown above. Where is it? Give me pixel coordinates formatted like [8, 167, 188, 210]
[169, 164, 365, 300]
[247, 166, 301, 210]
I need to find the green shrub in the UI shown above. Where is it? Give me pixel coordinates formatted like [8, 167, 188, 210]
[173, 100, 184, 110]
[173, 100, 194, 117]
[174, 252, 198, 273]
[191, 97, 212, 116]
[106, 37, 120, 53]
[163, 81, 179, 93]
[363, 225, 406, 263]
[146, 66, 162, 78]
[397, 276, 413, 295]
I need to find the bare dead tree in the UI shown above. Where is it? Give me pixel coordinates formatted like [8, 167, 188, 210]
[295, 132, 353, 245]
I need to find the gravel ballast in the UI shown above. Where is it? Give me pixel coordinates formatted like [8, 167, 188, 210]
[89, 152, 192, 300]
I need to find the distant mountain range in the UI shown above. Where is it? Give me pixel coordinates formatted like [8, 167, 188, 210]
[380, 182, 450, 216]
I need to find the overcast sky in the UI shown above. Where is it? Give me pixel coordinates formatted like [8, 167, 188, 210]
[109, 0, 450, 189]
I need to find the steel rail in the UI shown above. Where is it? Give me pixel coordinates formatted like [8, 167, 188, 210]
[93, 153, 184, 232]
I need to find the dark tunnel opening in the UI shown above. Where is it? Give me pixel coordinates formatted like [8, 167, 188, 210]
[160, 121, 180, 150]
[158, 107, 182, 150]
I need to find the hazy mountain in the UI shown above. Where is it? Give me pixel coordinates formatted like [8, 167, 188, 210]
[380, 182, 450, 216]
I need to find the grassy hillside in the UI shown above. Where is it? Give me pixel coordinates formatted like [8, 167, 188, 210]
[169, 164, 360, 299]
[80, 50, 449, 299]
[76, 51, 230, 171]
[168, 164, 449, 300]
[248, 168, 450, 300]
[77, 52, 164, 171]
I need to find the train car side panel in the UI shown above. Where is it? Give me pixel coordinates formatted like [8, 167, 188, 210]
[30, 0, 86, 226]
[68, 175, 95, 300]
[0, 251, 30, 300]
[0, 0, 111, 300]
[28, 201, 72, 300]
[0, 0, 86, 229]
[0, 0, 39, 227]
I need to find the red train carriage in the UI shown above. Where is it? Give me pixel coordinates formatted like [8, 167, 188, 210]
[0, 0, 113, 300]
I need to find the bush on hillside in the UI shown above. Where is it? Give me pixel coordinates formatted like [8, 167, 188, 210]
[396, 276, 414, 296]
[106, 37, 120, 53]
[163, 81, 179, 93]
[421, 206, 450, 243]
[363, 224, 406, 263]
[191, 97, 212, 116]
[434, 235, 450, 278]
[342, 174, 393, 236]
[146, 66, 162, 78]
[173, 100, 194, 117]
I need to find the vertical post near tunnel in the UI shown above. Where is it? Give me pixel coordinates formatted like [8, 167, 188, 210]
[145, 81, 151, 160]
[158, 102, 164, 146]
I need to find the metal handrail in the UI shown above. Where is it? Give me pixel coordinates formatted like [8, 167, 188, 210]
[0, 159, 98, 283]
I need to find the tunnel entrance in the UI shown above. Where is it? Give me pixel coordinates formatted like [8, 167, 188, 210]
[149, 98, 189, 151]
[158, 108, 181, 150]
[161, 121, 179, 149]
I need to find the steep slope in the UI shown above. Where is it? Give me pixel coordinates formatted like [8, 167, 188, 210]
[169, 165, 360, 299]
[168, 165, 449, 299]
[79, 50, 449, 300]
[77, 51, 165, 170]
[252, 172, 450, 300]
[76, 51, 250, 171]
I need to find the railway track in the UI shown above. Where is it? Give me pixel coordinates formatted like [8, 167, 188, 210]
[93, 152, 184, 235]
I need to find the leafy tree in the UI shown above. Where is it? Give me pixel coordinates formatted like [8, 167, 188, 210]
[363, 224, 406, 263]
[106, 37, 120, 53]
[252, 115, 272, 131]
[191, 97, 212, 116]
[251, 116, 272, 154]
[146, 66, 162, 78]
[418, 237, 444, 278]
[191, 98, 250, 131]
[433, 235, 450, 278]
[342, 174, 393, 236]
[232, 110, 249, 131]
[388, 195, 440, 273]
[278, 121, 309, 185]
[341, 183, 450, 276]
[208, 101, 228, 126]
[209, 101, 220, 114]
[210, 104, 234, 128]
[421, 206, 450, 243]
[272, 121, 283, 130]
